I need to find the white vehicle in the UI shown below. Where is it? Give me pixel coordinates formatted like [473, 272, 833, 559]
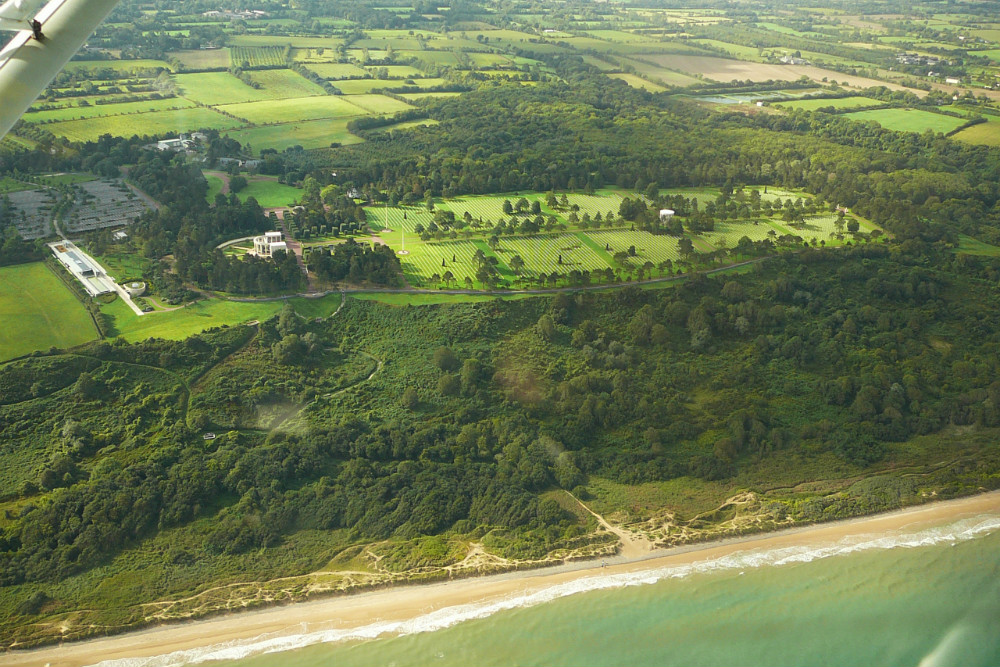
[0, 0, 122, 139]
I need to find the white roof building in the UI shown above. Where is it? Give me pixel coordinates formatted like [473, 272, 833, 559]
[252, 231, 288, 258]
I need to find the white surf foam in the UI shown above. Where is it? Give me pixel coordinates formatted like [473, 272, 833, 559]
[88, 514, 1000, 667]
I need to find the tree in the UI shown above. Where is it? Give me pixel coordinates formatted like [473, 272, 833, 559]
[502, 199, 513, 215]
[537, 313, 556, 341]
[433, 346, 460, 372]
[846, 220, 860, 233]
[401, 387, 419, 409]
[438, 374, 460, 396]
[229, 175, 248, 193]
[510, 254, 525, 274]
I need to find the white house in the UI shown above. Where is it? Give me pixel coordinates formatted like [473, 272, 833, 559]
[659, 209, 675, 221]
[253, 231, 288, 257]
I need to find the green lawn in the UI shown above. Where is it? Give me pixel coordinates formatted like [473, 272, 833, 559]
[246, 69, 328, 98]
[174, 72, 278, 105]
[237, 179, 301, 208]
[338, 94, 415, 114]
[952, 120, 1000, 146]
[0, 263, 99, 361]
[844, 108, 968, 135]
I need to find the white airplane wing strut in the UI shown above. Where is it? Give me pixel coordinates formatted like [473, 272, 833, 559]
[0, 0, 122, 140]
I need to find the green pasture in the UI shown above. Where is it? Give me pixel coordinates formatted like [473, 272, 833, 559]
[22, 97, 197, 124]
[402, 51, 461, 67]
[206, 173, 224, 201]
[171, 49, 230, 69]
[63, 59, 173, 73]
[364, 65, 425, 78]
[581, 56, 619, 71]
[46, 107, 242, 142]
[229, 35, 344, 49]
[0, 263, 99, 362]
[844, 108, 968, 134]
[0, 177, 34, 193]
[215, 96, 366, 124]
[777, 96, 885, 111]
[338, 94, 415, 114]
[223, 118, 362, 151]
[467, 53, 513, 67]
[614, 59, 702, 86]
[174, 72, 277, 105]
[952, 120, 1000, 146]
[246, 69, 328, 98]
[583, 29, 650, 43]
[100, 297, 284, 342]
[304, 63, 369, 79]
[608, 73, 668, 92]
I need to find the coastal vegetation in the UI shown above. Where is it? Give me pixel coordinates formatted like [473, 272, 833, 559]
[4, 0, 1000, 653]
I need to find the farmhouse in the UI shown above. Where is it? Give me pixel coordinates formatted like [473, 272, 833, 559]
[252, 231, 288, 257]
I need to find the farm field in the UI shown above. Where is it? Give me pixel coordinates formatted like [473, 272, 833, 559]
[22, 97, 197, 124]
[223, 118, 363, 151]
[45, 108, 242, 142]
[0, 263, 98, 362]
[608, 73, 668, 92]
[63, 59, 173, 73]
[215, 96, 367, 124]
[338, 94, 415, 115]
[399, 92, 462, 101]
[172, 49, 230, 69]
[776, 96, 885, 111]
[174, 72, 277, 105]
[844, 108, 968, 134]
[615, 58, 703, 86]
[951, 120, 1000, 146]
[304, 63, 369, 79]
[245, 70, 328, 98]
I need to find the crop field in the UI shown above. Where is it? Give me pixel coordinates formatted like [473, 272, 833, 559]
[338, 94, 415, 114]
[246, 70, 328, 98]
[951, 120, 1000, 146]
[229, 35, 343, 49]
[583, 29, 651, 43]
[496, 234, 609, 276]
[22, 97, 197, 124]
[646, 55, 805, 82]
[46, 107, 242, 142]
[0, 263, 98, 362]
[777, 96, 884, 111]
[608, 73, 668, 92]
[844, 108, 967, 134]
[403, 51, 461, 66]
[172, 49, 230, 69]
[174, 72, 277, 104]
[583, 230, 683, 265]
[304, 63, 369, 79]
[231, 46, 288, 69]
[332, 78, 397, 94]
[215, 96, 366, 124]
[398, 240, 485, 286]
[224, 118, 362, 151]
[581, 56, 619, 71]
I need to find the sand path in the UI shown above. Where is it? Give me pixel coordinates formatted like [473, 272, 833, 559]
[567, 491, 654, 559]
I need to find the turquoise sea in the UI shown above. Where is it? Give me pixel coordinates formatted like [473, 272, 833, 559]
[97, 512, 1000, 667]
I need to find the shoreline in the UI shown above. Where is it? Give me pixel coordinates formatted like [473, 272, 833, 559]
[4, 490, 1000, 667]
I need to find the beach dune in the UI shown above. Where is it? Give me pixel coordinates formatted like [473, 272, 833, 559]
[3, 490, 1000, 667]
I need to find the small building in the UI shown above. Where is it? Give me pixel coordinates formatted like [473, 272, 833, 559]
[253, 231, 287, 257]
[659, 209, 675, 221]
[124, 281, 146, 297]
[945, 77, 961, 85]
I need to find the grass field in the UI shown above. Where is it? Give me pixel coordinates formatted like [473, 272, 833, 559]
[304, 63, 369, 79]
[0, 177, 34, 194]
[338, 94, 415, 114]
[22, 97, 197, 124]
[496, 234, 609, 276]
[844, 108, 968, 134]
[957, 234, 1000, 256]
[235, 179, 301, 208]
[246, 70, 328, 98]
[615, 58, 703, 86]
[223, 118, 362, 151]
[608, 73, 668, 92]
[398, 239, 487, 286]
[46, 107, 242, 141]
[215, 96, 367, 124]
[951, 120, 1000, 146]
[0, 263, 98, 361]
[174, 72, 277, 105]
[584, 229, 684, 265]
[777, 96, 884, 111]
[172, 49, 230, 69]
[63, 59, 173, 73]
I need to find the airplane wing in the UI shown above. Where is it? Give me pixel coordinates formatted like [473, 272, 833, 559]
[0, 0, 122, 140]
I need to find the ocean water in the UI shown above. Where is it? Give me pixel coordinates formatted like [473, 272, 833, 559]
[98, 513, 1000, 667]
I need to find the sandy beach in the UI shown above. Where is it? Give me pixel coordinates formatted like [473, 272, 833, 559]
[4, 490, 1000, 667]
